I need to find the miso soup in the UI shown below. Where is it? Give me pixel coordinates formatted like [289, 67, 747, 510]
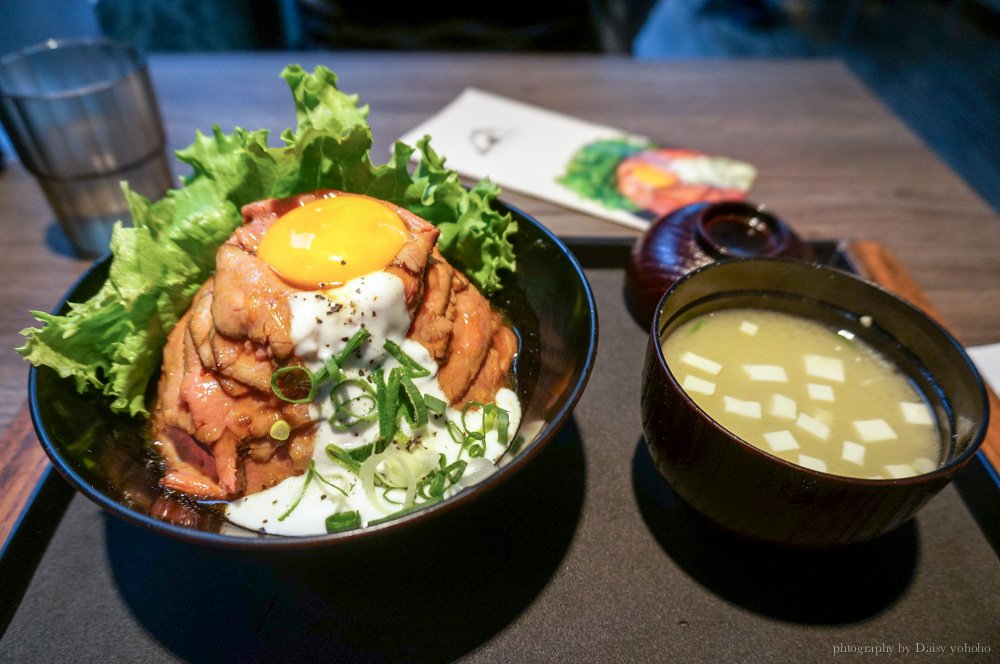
[661, 308, 940, 479]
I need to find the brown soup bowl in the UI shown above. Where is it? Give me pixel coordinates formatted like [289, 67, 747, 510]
[640, 258, 989, 547]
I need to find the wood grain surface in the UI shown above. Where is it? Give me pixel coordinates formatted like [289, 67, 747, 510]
[849, 240, 1000, 471]
[0, 408, 47, 549]
[2, 54, 999, 549]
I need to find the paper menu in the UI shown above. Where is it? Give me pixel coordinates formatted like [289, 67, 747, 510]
[968, 343, 1000, 394]
[398, 88, 757, 231]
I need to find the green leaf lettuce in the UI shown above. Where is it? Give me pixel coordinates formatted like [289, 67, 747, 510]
[18, 65, 517, 416]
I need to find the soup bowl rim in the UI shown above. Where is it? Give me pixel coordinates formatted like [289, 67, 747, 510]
[648, 256, 990, 487]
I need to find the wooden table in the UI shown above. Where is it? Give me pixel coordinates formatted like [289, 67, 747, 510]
[2, 52, 999, 584]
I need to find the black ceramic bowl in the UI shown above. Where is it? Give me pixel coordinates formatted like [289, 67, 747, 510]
[30, 201, 598, 549]
[640, 258, 989, 547]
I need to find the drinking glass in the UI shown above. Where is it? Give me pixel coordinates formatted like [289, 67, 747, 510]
[0, 38, 172, 257]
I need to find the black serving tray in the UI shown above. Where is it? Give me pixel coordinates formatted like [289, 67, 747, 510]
[2, 238, 997, 662]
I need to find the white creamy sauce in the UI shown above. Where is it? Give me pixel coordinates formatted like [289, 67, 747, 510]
[225, 271, 521, 536]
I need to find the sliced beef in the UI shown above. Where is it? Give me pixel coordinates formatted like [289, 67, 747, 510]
[409, 249, 517, 405]
[152, 189, 516, 501]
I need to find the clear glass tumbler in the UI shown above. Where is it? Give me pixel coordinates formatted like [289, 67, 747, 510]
[0, 38, 172, 257]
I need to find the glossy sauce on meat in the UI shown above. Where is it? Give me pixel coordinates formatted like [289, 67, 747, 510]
[151, 190, 518, 505]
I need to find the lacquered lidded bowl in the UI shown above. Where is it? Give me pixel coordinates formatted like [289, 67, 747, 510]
[640, 258, 989, 547]
[626, 201, 814, 329]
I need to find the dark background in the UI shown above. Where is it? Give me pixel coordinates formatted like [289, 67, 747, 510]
[2, 1, 999, 214]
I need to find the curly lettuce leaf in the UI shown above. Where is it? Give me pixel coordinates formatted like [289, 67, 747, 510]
[18, 64, 516, 416]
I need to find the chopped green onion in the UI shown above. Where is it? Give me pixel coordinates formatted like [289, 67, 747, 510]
[270, 328, 374, 407]
[419, 455, 468, 499]
[278, 461, 316, 521]
[349, 443, 374, 463]
[325, 510, 361, 533]
[269, 419, 291, 441]
[484, 403, 510, 445]
[335, 328, 371, 365]
[446, 420, 465, 445]
[461, 401, 485, 434]
[424, 394, 447, 416]
[314, 356, 343, 385]
[383, 339, 430, 377]
[270, 365, 318, 404]
[326, 444, 362, 475]
[465, 431, 486, 458]
[398, 375, 428, 428]
[329, 378, 377, 430]
[375, 368, 401, 450]
[368, 495, 444, 525]
[445, 401, 512, 459]
[312, 470, 349, 497]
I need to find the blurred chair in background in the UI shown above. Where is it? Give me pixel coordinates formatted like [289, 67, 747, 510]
[91, 0, 660, 53]
[94, 0, 297, 50]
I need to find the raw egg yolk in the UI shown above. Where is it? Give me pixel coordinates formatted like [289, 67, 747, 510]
[257, 196, 408, 289]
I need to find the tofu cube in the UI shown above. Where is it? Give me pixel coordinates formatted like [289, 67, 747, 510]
[900, 401, 934, 426]
[680, 351, 722, 376]
[682, 375, 716, 396]
[812, 408, 834, 426]
[796, 413, 831, 441]
[807, 383, 835, 402]
[743, 364, 788, 382]
[739, 321, 759, 336]
[723, 396, 762, 419]
[853, 419, 897, 443]
[770, 394, 797, 420]
[804, 355, 845, 382]
[763, 430, 800, 452]
[841, 440, 865, 466]
[797, 455, 828, 473]
[885, 464, 917, 479]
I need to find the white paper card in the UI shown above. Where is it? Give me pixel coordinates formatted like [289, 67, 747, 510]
[968, 342, 1000, 393]
[398, 88, 755, 231]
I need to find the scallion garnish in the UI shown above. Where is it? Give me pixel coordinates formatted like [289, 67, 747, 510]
[312, 469, 349, 497]
[326, 443, 362, 475]
[269, 419, 291, 441]
[424, 394, 447, 416]
[383, 339, 430, 377]
[325, 510, 361, 533]
[270, 365, 318, 404]
[336, 328, 371, 365]
[374, 368, 401, 451]
[442, 401, 512, 459]
[271, 328, 370, 404]
[278, 461, 317, 521]
[398, 374, 428, 428]
[314, 356, 342, 385]
[418, 454, 468, 499]
[367, 496, 445, 525]
[329, 378, 377, 430]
